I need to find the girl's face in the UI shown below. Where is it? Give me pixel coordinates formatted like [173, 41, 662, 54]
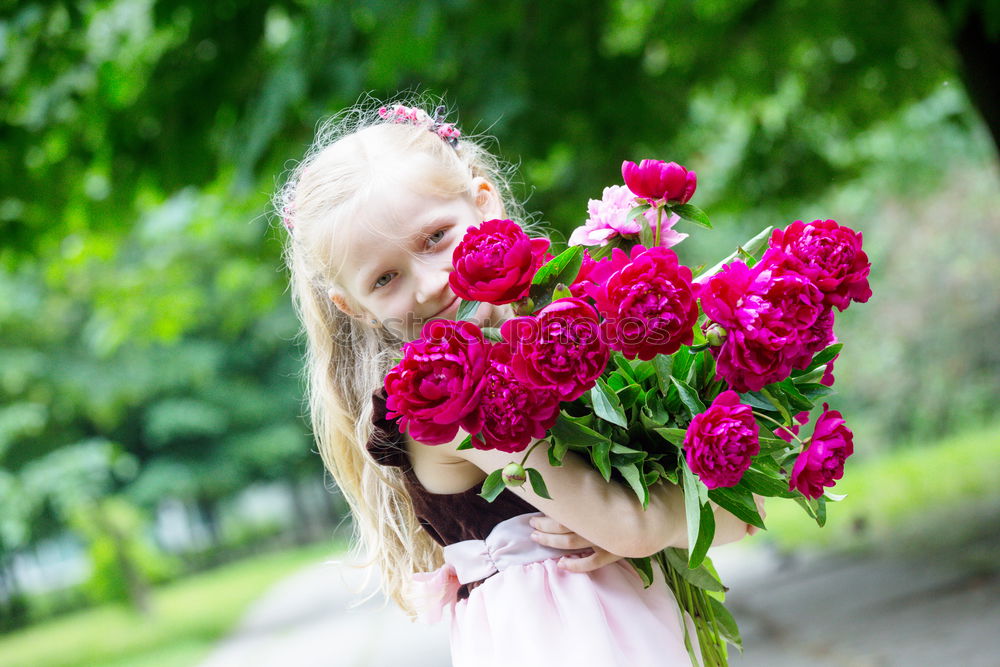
[330, 177, 512, 342]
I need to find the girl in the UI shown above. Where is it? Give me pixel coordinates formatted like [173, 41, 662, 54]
[276, 98, 759, 667]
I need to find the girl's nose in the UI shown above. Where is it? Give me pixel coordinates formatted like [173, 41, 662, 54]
[414, 269, 450, 304]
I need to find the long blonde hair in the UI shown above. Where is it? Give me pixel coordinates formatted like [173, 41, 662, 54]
[275, 97, 528, 615]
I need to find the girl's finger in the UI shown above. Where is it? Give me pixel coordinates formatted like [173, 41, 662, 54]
[529, 516, 572, 534]
[557, 548, 621, 573]
[531, 531, 592, 550]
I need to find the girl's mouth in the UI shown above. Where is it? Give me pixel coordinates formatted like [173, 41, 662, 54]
[432, 296, 460, 319]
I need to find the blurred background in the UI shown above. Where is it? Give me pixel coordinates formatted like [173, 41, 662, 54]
[1, 1, 998, 665]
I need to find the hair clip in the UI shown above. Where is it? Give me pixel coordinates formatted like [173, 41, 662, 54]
[378, 104, 461, 148]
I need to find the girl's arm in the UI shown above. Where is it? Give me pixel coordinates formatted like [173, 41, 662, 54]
[453, 436, 687, 558]
[453, 436, 764, 559]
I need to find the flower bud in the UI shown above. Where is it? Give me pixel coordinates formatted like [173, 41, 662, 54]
[513, 296, 535, 316]
[706, 324, 728, 347]
[502, 462, 527, 487]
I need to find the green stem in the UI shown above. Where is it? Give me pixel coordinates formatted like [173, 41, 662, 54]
[752, 410, 806, 446]
[519, 439, 544, 466]
[654, 205, 663, 247]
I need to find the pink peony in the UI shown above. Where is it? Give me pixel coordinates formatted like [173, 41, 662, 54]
[476, 344, 562, 453]
[384, 320, 489, 445]
[775, 411, 811, 443]
[622, 159, 697, 204]
[450, 219, 550, 305]
[568, 249, 614, 298]
[789, 404, 854, 499]
[700, 256, 827, 392]
[587, 245, 699, 361]
[568, 185, 687, 248]
[501, 297, 609, 401]
[767, 219, 872, 311]
[683, 390, 760, 489]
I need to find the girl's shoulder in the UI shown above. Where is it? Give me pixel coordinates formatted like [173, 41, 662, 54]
[404, 433, 487, 495]
[368, 389, 486, 493]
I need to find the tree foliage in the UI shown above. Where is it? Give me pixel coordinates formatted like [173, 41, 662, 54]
[0, 0, 997, 604]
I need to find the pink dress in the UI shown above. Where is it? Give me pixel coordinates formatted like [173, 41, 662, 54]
[369, 391, 697, 667]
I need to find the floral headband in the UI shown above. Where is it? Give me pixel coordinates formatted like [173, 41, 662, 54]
[378, 104, 462, 148]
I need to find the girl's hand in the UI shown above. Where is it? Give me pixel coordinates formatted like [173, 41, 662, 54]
[529, 515, 625, 573]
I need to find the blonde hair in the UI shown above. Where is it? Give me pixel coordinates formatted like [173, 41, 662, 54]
[275, 96, 532, 616]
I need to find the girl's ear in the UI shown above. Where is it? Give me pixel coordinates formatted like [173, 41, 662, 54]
[328, 288, 359, 318]
[471, 177, 504, 220]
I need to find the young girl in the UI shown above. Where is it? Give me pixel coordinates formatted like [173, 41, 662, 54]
[276, 98, 759, 666]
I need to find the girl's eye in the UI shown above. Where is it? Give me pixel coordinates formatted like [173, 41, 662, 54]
[373, 272, 395, 289]
[426, 229, 447, 247]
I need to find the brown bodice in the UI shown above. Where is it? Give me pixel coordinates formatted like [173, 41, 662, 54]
[367, 390, 537, 548]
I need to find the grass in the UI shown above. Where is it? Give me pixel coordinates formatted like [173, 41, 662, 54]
[0, 541, 341, 667]
[758, 421, 1000, 554]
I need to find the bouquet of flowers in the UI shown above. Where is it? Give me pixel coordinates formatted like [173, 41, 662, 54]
[384, 158, 871, 666]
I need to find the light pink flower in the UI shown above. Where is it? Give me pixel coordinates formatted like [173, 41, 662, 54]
[568, 185, 687, 248]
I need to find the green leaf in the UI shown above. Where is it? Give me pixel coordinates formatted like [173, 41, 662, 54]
[681, 460, 708, 566]
[616, 463, 649, 508]
[527, 245, 585, 312]
[663, 548, 727, 592]
[760, 386, 792, 426]
[643, 388, 670, 424]
[481, 327, 503, 343]
[708, 597, 743, 650]
[591, 378, 628, 428]
[708, 485, 766, 529]
[653, 427, 687, 447]
[740, 466, 793, 499]
[798, 383, 836, 403]
[632, 360, 657, 383]
[525, 467, 552, 499]
[689, 499, 715, 568]
[774, 378, 814, 412]
[739, 391, 780, 412]
[456, 435, 474, 451]
[816, 495, 828, 527]
[611, 351, 639, 381]
[607, 372, 629, 392]
[616, 383, 642, 409]
[671, 376, 706, 417]
[478, 469, 505, 502]
[627, 557, 655, 588]
[547, 438, 568, 466]
[590, 440, 612, 481]
[652, 355, 674, 395]
[691, 324, 708, 347]
[549, 413, 611, 448]
[531, 245, 583, 287]
[457, 299, 480, 321]
[671, 348, 694, 383]
[697, 226, 773, 279]
[671, 203, 712, 229]
[796, 343, 844, 374]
